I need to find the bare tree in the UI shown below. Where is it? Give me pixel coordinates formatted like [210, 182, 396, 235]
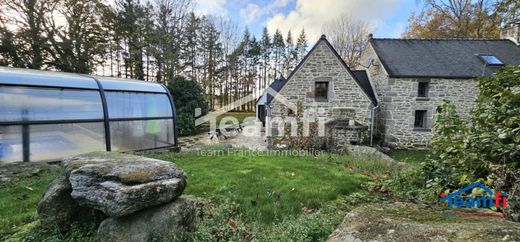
[404, 0, 500, 38]
[322, 14, 371, 67]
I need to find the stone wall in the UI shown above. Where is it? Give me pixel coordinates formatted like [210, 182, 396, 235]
[359, 42, 479, 149]
[382, 77, 478, 148]
[270, 39, 374, 129]
[326, 123, 368, 151]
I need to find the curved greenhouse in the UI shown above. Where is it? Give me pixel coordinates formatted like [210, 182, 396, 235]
[0, 67, 178, 164]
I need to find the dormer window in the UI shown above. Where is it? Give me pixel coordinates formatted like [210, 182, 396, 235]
[479, 55, 504, 66]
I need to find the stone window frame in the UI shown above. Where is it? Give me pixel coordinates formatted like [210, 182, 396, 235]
[413, 110, 429, 131]
[314, 81, 329, 102]
[416, 79, 430, 101]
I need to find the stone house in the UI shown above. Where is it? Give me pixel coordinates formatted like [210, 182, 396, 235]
[258, 21, 520, 149]
[359, 25, 520, 148]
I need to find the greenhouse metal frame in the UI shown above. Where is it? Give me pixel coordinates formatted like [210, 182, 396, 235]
[0, 67, 178, 164]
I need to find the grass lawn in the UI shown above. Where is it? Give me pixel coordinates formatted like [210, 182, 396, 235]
[215, 111, 256, 124]
[151, 150, 368, 223]
[388, 149, 430, 166]
[0, 164, 62, 240]
[0, 148, 396, 241]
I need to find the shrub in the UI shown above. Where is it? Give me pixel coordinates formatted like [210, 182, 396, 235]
[167, 76, 209, 136]
[424, 67, 520, 193]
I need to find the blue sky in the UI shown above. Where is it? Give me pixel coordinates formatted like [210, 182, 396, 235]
[194, 0, 422, 41]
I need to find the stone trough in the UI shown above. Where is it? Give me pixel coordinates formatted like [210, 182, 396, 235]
[37, 152, 195, 242]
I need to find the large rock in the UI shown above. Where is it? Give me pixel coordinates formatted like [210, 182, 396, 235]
[37, 176, 105, 232]
[63, 152, 187, 217]
[328, 202, 520, 242]
[97, 196, 196, 242]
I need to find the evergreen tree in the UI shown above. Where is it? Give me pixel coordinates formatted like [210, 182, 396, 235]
[260, 27, 271, 92]
[44, 0, 107, 74]
[295, 28, 308, 64]
[284, 30, 295, 76]
[272, 29, 285, 78]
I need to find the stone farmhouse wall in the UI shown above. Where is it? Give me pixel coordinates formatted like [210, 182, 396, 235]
[360, 43, 479, 149]
[382, 77, 478, 148]
[270, 40, 374, 131]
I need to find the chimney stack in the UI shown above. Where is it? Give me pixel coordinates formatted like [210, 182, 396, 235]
[501, 20, 520, 45]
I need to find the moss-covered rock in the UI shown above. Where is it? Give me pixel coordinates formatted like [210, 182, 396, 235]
[328, 202, 520, 242]
[63, 152, 187, 217]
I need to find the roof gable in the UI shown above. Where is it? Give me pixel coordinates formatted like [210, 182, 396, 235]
[370, 39, 520, 78]
[272, 35, 377, 105]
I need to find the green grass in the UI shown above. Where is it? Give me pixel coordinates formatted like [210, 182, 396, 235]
[151, 149, 369, 223]
[215, 111, 256, 124]
[389, 150, 430, 166]
[0, 165, 62, 240]
[0, 148, 388, 241]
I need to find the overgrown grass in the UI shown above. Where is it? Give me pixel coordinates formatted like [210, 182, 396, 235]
[151, 148, 369, 223]
[0, 164, 62, 240]
[389, 149, 430, 166]
[1, 147, 404, 241]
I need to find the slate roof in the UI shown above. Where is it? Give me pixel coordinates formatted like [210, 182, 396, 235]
[370, 39, 520, 78]
[266, 77, 287, 105]
[351, 70, 377, 104]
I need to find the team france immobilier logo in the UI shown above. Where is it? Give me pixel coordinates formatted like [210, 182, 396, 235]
[440, 182, 508, 208]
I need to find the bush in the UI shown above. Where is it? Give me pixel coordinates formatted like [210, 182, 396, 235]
[167, 76, 209, 136]
[424, 67, 520, 193]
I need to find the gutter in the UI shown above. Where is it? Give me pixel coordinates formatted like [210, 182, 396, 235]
[370, 105, 379, 147]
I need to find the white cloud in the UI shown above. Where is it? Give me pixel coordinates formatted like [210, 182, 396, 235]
[240, 4, 263, 23]
[194, 0, 229, 17]
[239, 0, 294, 23]
[266, 0, 404, 41]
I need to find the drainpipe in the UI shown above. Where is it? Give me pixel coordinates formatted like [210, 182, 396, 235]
[266, 104, 273, 148]
[370, 105, 379, 147]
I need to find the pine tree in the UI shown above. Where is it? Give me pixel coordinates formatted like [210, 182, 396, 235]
[296, 28, 308, 64]
[260, 27, 271, 94]
[272, 29, 284, 78]
[284, 30, 295, 76]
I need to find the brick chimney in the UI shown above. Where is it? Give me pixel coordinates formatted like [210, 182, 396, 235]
[501, 20, 520, 45]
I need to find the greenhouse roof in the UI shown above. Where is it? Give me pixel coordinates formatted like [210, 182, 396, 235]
[0, 67, 167, 93]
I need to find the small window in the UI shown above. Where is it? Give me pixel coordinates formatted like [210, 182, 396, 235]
[414, 110, 427, 128]
[479, 55, 504, 66]
[315, 82, 328, 100]
[418, 82, 429, 97]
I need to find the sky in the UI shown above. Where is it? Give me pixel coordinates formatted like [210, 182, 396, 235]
[193, 0, 422, 41]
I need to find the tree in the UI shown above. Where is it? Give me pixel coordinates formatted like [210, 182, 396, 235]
[167, 76, 208, 135]
[404, 0, 500, 39]
[495, 0, 520, 25]
[295, 28, 308, 64]
[322, 13, 371, 67]
[114, 0, 148, 80]
[0, 27, 24, 67]
[43, 0, 107, 73]
[272, 29, 284, 78]
[283, 30, 296, 76]
[1, 0, 57, 69]
[260, 27, 271, 94]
